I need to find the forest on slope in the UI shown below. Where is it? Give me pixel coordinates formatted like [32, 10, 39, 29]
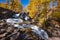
[0, 0, 60, 40]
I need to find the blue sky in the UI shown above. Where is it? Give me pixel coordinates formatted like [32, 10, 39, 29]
[0, 0, 29, 8]
[0, 0, 6, 3]
[21, 0, 29, 8]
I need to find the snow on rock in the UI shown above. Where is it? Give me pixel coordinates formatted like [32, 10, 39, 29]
[24, 16, 29, 21]
[6, 18, 23, 24]
[12, 14, 20, 18]
[14, 24, 24, 28]
[31, 25, 48, 40]
[6, 19, 49, 40]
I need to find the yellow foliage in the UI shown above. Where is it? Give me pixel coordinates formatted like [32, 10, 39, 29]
[0, 3, 8, 9]
[9, 0, 22, 12]
[39, 18, 45, 25]
[40, 0, 50, 4]
[0, 0, 22, 12]
[53, 11, 60, 19]
[27, 0, 40, 18]
[27, 0, 51, 18]
[26, 0, 52, 26]
[57, 0, 60, 8]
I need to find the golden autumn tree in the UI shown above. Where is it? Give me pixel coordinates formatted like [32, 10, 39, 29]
[52, 0, 60, 19]
[26, 0, 51, 25]
[0, 0, 23, 12]
[0, 3, 7, 8]
[26, 0, 51, 18]
[56, 0, 60, 8]
[0, 0, 8, 9]
[9, 0, 23, 12]
[27, 0, 40, 18]
[38, 0, 52, 25]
